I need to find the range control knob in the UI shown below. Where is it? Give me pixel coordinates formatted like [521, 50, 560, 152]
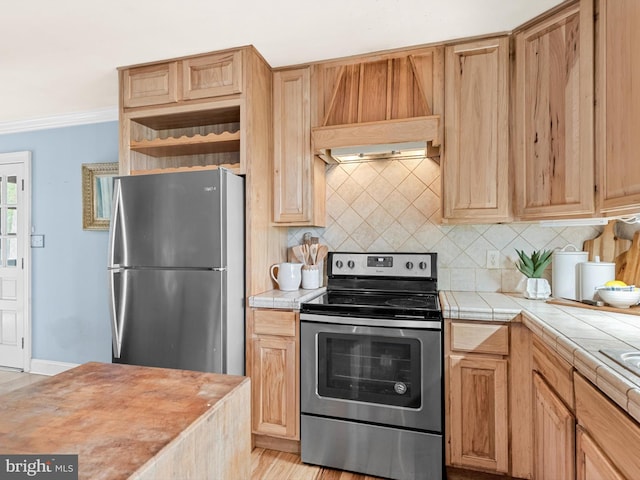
[406, 261, 414, 269]
[347, 260, 355, 269]
[419, 261, 428, 270]
[336, 260, 344, 268]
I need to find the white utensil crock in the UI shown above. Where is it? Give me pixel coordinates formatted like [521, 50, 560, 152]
[552, 245, 588, 300]
[579, 259, 615, 301]
[270, 262, 303, 291]
[301, 265, 320, 289]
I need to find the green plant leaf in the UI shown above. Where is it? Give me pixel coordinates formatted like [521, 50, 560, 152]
[515, 248, 553, 278]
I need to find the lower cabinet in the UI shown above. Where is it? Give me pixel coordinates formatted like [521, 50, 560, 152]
[248, 308, 300, 452]
[575, 372, 640, 480]
[532, 372, 575, 480]
[531, 335, 576, 480]
[446, 320, 510, 474]
[449, 354, 509, 473]
[576, 426, 625, 480]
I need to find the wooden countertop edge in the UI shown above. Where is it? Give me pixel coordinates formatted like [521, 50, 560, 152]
[131, 377, 250, 478]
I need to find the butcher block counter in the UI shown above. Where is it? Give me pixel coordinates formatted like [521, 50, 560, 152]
[0, 362, 250, 480]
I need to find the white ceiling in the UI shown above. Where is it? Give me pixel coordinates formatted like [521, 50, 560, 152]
[0, 0, 563, 125]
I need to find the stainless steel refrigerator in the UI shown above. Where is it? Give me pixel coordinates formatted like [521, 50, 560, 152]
[107, 168, 245, 375]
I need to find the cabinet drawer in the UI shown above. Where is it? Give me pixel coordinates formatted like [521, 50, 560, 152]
[182, 51, 242, 100]
[122, 63, 178, 108]
[450, 322, 509, 355]
[253, 309, 296, 337]
[533, 336, 574, 409]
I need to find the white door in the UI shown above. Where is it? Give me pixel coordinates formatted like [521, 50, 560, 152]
[0, 152, 31, 370]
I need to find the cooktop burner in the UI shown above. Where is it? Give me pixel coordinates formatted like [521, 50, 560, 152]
[384, 297, 434, 308]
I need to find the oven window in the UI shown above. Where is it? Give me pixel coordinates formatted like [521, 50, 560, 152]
[317, 333, 421, 408]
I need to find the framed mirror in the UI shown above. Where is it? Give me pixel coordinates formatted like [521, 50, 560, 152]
[82, 162, 119, 230]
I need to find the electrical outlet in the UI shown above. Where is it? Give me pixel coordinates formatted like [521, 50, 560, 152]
[487, 250, 500, 269]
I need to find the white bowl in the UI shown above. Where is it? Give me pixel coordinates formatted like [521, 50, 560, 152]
[597, 288, 640, 308]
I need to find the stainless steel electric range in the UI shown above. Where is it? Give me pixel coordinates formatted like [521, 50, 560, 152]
[300, 252, 443, 480]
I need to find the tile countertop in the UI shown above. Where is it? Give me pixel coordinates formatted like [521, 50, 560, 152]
[440, 291, 640, 424]
[249, 287, 326, 310]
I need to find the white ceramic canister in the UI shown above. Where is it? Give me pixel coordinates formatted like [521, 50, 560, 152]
[578, 257, 616, 301]
[552, 245, 589, 300]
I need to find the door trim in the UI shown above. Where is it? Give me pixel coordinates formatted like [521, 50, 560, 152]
[0, 151, 31, 371]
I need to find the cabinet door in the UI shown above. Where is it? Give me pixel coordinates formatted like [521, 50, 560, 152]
[576, 427, 626, 480]
[121, 63, 178, 108]
[533, 372, 575, 480]
[443, 37, 510, 223]
[449, 354, 508, 473]
[252, 334, 298, 439]
[251, 309, 299, 441]
[182, 51, 242, 100]
[273, 68, 325, 226]
[514, 0, 595, 219]
[597, 0, 640, 214]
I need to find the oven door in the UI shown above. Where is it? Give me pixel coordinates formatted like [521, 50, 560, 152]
[300, 316, 442, 432]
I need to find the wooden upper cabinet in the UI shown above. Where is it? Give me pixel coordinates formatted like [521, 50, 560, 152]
[311, 47, 444, 144]
[514, 0, 595, 220]
[273, 67, 325, 226]
[122, 63, 178, 108]
[597, 0, 640, 215]
[442, 37, 511, 223]
[121, 49, 243, 110]
[182, 50, 242, 100]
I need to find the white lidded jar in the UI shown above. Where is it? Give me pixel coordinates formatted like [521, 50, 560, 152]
[552, 245, 588, 300]
[578, 257, 616, 301]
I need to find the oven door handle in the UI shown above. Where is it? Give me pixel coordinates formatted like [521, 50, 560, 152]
[300, 313, 442, 330]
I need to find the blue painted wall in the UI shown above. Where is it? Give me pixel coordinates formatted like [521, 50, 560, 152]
[0, 121, 118, 364]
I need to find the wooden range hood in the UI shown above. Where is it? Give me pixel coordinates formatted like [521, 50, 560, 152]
[311, 49, 443, 163]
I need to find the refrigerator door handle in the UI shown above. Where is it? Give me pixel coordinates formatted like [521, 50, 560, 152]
[108, 178, 123, 268]
[109, 268, 127, 358]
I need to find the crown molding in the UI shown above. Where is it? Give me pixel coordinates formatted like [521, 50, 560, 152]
[0, 107, 118, 135]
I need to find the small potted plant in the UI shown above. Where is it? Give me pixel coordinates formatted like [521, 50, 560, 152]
[515, 249, 553, 299]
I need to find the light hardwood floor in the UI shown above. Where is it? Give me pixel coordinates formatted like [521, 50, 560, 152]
[0, 371, 515, 480]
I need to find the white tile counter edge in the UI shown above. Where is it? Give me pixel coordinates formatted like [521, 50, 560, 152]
[440, 291, 640, 424]
[249, 287, 326, 310]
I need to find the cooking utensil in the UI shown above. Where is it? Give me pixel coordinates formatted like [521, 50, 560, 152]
[291, 245, 307, 264]
[582, 220, 631, 277]
[315, 245, 329, 264]
[309, 244, 318, 265]
[620, 231, 640, 287]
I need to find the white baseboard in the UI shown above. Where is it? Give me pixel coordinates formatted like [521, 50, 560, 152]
[29, 359, 79, 376]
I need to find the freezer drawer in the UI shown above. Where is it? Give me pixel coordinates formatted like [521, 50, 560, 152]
[110, 268, 241, 374]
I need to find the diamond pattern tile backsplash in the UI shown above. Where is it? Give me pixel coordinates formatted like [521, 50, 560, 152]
[288, 158, 625, 292]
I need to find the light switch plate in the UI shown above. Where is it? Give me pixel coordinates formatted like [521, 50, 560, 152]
[31, 234, 45, 248]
